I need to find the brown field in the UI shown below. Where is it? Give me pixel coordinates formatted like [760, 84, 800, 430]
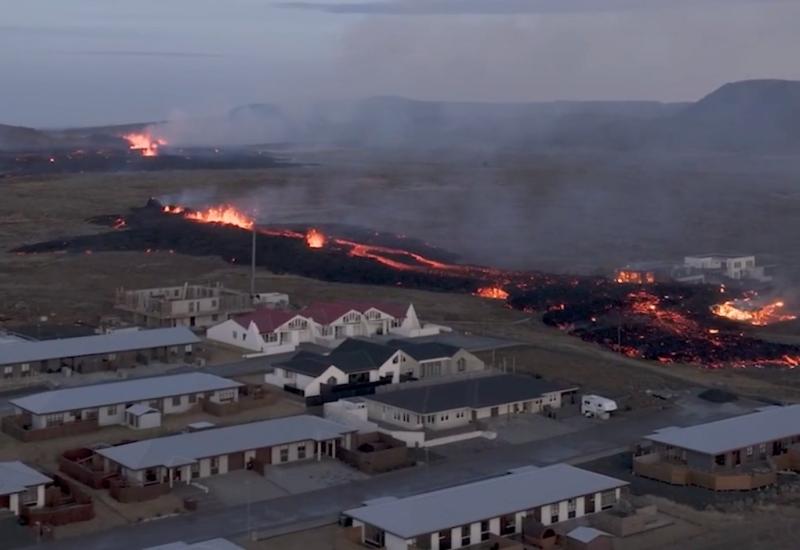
[2, 154, 800, 402]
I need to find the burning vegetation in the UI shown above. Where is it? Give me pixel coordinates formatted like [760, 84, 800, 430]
[13, 199, 800, 369]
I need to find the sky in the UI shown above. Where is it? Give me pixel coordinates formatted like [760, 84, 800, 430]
[1, 0, 799, 127]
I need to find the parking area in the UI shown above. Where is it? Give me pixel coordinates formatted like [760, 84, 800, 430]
[262, 458, 369, 495]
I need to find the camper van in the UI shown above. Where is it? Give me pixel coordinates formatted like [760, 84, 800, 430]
[581, 395, 618, 419]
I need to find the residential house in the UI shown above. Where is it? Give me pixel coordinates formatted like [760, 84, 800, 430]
[0, 327, 200, 379]
[342, 464, 627, 550]
[206, 308, 311, 354]
[683, 254, 771, 282]
[114, 283, 285, 329]
[634, 404, 800, 490]
[7, 373, 242, 435]
[205, 300, 447, 355]
[363, 374, 578, 433]
[0, 461, 51, 516]
[266, 339, 485, 403]
[96, 415, 354, 491]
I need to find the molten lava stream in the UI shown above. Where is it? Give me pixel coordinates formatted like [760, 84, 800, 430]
[711, 299, 797, 326]
[306, 228, 326, 249]
[475, 286, 510, 300]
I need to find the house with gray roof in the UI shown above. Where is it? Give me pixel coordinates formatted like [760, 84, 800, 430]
[265, 338, 484, 402]
[145, 539, 244, 550]
[634, 404, 800, 491]
[8, 372, 242, 434]
[362, 373, 578, 433]
[342, 464, 627, 550]
[0, 327, 200, 380]
[0, 461, 52, 516]
[95, 415, 354, 491]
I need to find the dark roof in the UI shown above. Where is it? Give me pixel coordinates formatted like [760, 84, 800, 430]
[277, 339, 398, 377]
[387, 339, 461, 361]
[366, 374, 575, 414]
[275, 351, 332, 377]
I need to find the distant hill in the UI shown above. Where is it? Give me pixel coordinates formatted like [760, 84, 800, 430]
[3, 79, 800, 153]
[656, 79, 800, 152]
[0, 123, 53, 150]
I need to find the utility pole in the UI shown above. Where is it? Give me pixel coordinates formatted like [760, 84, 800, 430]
[250, 225, 256, 298]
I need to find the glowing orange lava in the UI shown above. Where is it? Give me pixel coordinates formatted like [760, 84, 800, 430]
[306, 228, 326, 249]
[475, 286, 510, 300]
[162, 204, 254, 230]
[123, 132, 167, 157]
[711, 299, 796, 326]
[614, 270, 655, 284]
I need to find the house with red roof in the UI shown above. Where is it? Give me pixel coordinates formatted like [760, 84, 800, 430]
[206, 301, 448, 355]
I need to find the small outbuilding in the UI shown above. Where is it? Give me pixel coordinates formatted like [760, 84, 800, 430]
[125, 404, 162, 430]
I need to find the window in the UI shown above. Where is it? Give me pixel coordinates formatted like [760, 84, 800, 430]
[288, 318, 308, 329]
[500, 514, 516, 535]
[107, 405, 118, 415]
[440, 414, 449, 421]
[760, 443, 767, 455]
[232, 330, 237, 339]
[211, 299, 218, 308]
[460, 525, 471, 547]
[343, 312, 360, 323]
[280, 448, 289, 463]
[211, 314, 219, 322]
[480, 520, 491, 541]
[714, 454, 726, 466]
[3, 366, 13, 379]
[601, 490, 617, 509]
[551, 513, 560, 524]
[392, 355, 399, 364]
[172, 396, 181, 406]
[45, 414, 63, 427]
[427, 415, 435, 423]
[20, 363, 30, 377]
[457, 358, 466, 372]
[266, 333, 278, 343]
[567, 498, 577, 519]
[298, 446, 307, 460]
[746, 446, 753, 457]
[189, 394, 197, 404]
[210, 457, 219, 474]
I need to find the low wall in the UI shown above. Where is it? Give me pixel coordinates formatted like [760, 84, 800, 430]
[58, 451, 113, 489]
[634, 455, 777, 491]
[202, 387, 278, 416]
[592, 506, 660, 537]
[22, 474, 94, 526]
[338, 433, 412, 474]
[109, 480, 170, 503]
[2, 415, 99, 442]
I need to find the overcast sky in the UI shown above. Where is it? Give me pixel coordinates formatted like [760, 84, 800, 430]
[1, 0, 798, 127]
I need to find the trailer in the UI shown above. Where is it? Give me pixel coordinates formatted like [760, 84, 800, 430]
[581, 395, 618, 419]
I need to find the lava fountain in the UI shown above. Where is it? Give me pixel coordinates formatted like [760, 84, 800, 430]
[306, 228, 326, 249]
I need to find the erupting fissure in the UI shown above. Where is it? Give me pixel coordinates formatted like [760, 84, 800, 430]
[123, 132, 167, 157]
[69, 199, 799, 370]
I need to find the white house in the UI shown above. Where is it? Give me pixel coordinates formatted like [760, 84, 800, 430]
[265, 339, 485, 400]
[684, 254, 771, 282]
[343, 464, 627, 550]
[206, 309, 311, 354]
[266, 339, 413, 399]
[10, 372, 242, 432]
[205, 301, 448, 355]
[96, 415, 354, 490]
[363, 374, 578, 433]
[0, 461, 52, 516]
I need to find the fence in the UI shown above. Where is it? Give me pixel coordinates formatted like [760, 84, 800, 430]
[109, 479, 171, 503]
[21, 474, 94, 526]
[2, 415, 99, 442]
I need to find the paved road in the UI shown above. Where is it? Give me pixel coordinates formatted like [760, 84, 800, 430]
[28, 393, 759, 550]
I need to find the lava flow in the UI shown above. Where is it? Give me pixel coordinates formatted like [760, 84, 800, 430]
[18, 199, 800, 369]
[711, 298, 797, 326]
[123, 132, 167, 157]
